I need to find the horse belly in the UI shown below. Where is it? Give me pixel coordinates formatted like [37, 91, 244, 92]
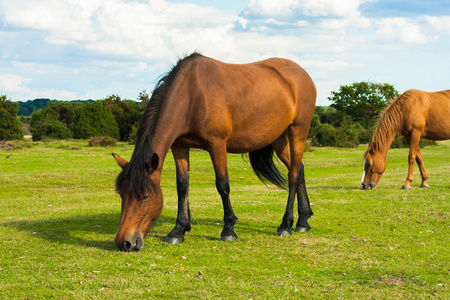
[423, 105, 450, 140]
[226, 118, 291, 153]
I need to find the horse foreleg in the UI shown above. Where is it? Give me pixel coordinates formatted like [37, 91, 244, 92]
[415, 150, 430, 188]
[209, 144, 238, 241]
[165, 146, 191, 244]
[402, 132, 421, 190]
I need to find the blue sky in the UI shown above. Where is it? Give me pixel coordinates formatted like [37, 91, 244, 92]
[0, 0, 449, 105]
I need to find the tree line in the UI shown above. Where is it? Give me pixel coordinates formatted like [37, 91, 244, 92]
[0, 82, 436, 148]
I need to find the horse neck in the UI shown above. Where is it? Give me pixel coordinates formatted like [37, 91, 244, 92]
[149, 97, 189, 169]
[372, 100, 404, 157]
[372, 134, 396, 159]
[371, 126, 400, 159]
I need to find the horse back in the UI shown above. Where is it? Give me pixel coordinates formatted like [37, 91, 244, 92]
[170, 55, 316, 152]
[403, 89, 450, 140]
[188, 56, 316, 115]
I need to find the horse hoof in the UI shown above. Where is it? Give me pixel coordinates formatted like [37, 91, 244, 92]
[401, 185, 411, 190]
[276, 229, 292, 237]
[219, 235, 237, 242]
[164, 236, 184, 244]
[420, 184, 429, 189]
[294, 226, 310, 233]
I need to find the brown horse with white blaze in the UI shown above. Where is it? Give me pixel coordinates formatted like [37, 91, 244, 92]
[362, 89, 450, 190]
[112, 53, 317, 251]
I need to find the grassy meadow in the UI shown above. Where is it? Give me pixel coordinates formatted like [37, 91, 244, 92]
[0, 139, 448, 299]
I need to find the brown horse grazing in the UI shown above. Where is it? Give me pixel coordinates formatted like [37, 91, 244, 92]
[112, 52, 316, 251]
[362, 89, 450, 190]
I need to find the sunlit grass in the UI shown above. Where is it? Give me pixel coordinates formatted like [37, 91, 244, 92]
[0, 139, 448, 298]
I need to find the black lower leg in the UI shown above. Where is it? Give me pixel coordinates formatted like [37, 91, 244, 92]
[295, 162, 313, 232]
[277, 182, 295, 236]
[165, 170, 191, 244]
[217, 177, 238, 241]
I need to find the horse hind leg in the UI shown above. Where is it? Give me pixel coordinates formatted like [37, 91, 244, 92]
[294, 162, 313, 232]
[289, 125, 313, 233]
[415, 149, 430, 188]
[272, 131, 312, 236]
[271, 136, 295, 236]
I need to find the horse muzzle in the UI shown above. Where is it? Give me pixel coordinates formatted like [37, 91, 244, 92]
[361, 181, 376, 190]
[115, 231, 144, 252]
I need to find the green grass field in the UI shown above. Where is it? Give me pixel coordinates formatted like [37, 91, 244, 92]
[0, 139, 448, 299]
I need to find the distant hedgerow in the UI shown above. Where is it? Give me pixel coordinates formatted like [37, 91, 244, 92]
[89, 136, 118, 147]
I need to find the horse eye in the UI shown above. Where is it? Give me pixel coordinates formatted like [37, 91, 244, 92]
[142, 195, 150, 201]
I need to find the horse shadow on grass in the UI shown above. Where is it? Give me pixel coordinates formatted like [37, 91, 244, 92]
[3, 213, 278, 251]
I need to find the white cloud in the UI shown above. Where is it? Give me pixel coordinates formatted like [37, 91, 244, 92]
[244, 0, 362, 19]
[0, 0, 235, 59]
[424, 16, 450, 35]
[0, 0, 449, 105]
[0, 74, 29, 93]
[245, 0, 299, 18]
[318, 16, 371, 30]
[375, 18, 430, 44]
[300, 0, 361, 17]
[0, 73, 75, 99]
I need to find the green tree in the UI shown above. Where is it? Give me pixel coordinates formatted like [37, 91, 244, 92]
[101, 95, 141, 141]
[0, 95, 24, 140]
[30, 108, 73, 141]
[138, 90, 150, 107]
[71, 101, 120, 139]
[29, 102, 80, 141]
[328, 81, 398, 129]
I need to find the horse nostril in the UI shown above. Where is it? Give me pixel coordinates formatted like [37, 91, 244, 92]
[123, 241, 133, 252]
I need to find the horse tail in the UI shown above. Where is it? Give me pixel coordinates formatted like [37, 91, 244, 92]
[249, 145, 288, 190]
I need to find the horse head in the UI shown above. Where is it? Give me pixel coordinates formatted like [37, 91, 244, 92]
[112, 153, 163, 251]
[361, 145, 386, 190]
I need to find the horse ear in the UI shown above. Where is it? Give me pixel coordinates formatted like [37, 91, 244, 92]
[112, 153, 128, 169]
[148, 153, 160, 171]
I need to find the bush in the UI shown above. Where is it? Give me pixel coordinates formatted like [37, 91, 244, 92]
[311, 123, 337, 147]
[71, 102, 120, 139]
[29, 103, 78, 141]
[102, 95, 142, 141]
[89, 136, 118, 147]
[358, 128, 373, 144]
[30, 119, 73, 141]
[311, 118, 366, 148]
[0, 95, 24, 140]
[390, 134, 437, 149]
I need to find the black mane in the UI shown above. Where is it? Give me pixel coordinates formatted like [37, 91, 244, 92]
[116, 52, 203, 199]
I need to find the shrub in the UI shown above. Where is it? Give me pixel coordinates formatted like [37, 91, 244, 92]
[311, 118, 366, 148]
[30, 119, 73, 141]
[29, 103, 80, 141]
[334, 121, 362, 148]
[390, 134, 437, 148]
[358, 128, 373, 144]
[311, 123, 337, 147]
[89, 136, 118, 147]
[71, 102, 120, 139]
[0, 95, 24, 140]
[102, 95, 142, 141]
[307, 114, 320, 139]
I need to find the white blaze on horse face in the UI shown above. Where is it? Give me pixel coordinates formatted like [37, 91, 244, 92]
[361, 160, 366, 185]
